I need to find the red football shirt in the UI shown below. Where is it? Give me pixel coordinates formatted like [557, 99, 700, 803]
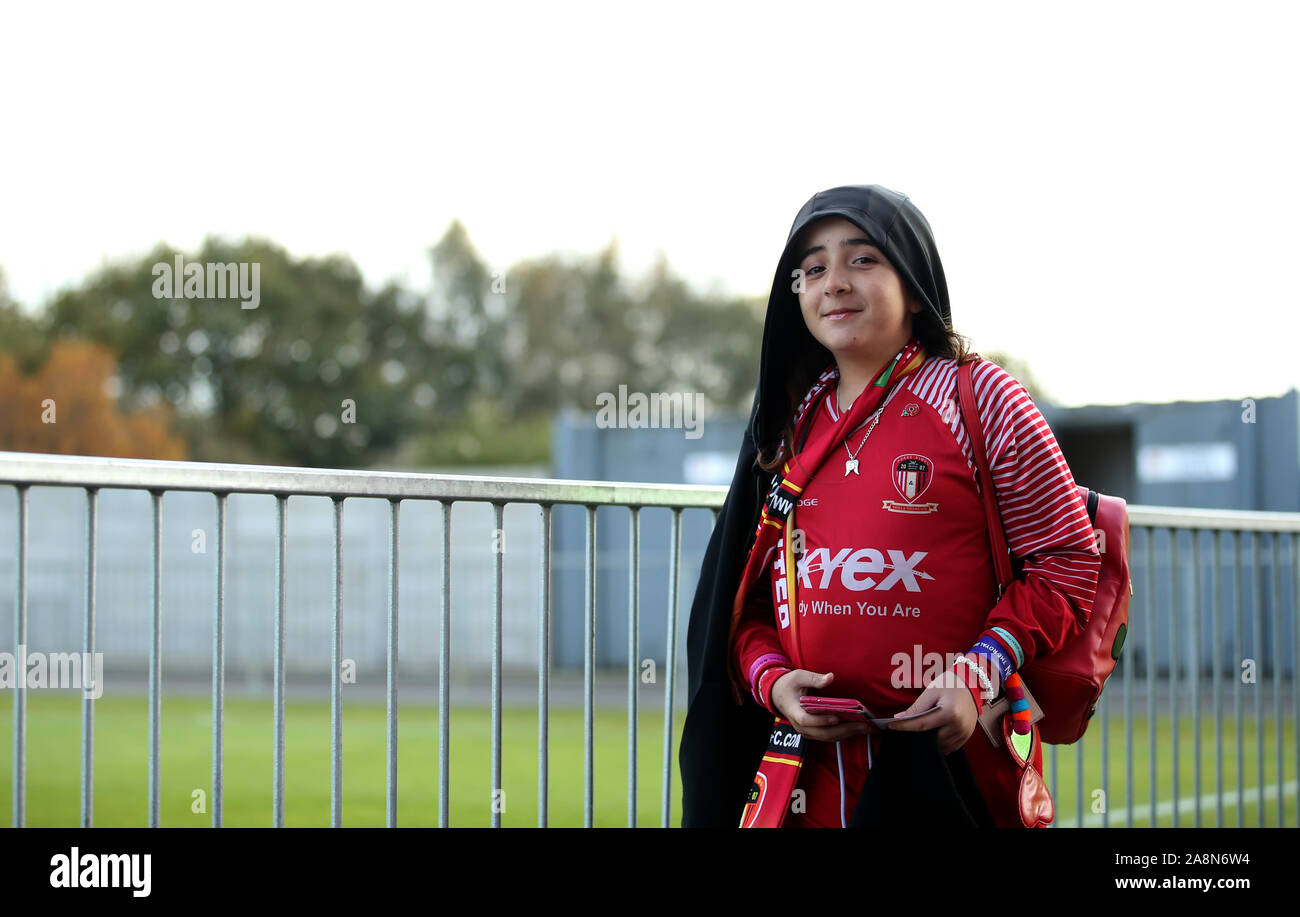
[733, 356, 1102, 716]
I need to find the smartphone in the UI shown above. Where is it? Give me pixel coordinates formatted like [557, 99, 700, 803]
[798, 695, 871, 722]
[799, 695, 941, 728]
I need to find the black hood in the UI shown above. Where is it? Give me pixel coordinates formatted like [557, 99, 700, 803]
[750, 184, 951, 457]
[679, 184, 952, 826]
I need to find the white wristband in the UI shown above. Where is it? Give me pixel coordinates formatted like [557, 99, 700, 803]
[953, 655, 994, 702]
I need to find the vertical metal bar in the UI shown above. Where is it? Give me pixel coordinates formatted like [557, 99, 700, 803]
[1191, 528, 1201, 827]
[1213, 528, 1223, 827]
[212, 493, 227, 828]
[387, 499, 400, 828]
[1075, 733, 1083, 827]
[12, 486, 27, 828]
[330, 497, 343, 828]
[1170, 527, 1179, 828]
[1100, 675, 1109, 828]
[149, 489, 162, 828]
[661, 507, 682, 828]
[627, 506, 640, 828]
[538, 504, 552, 828]
[81, 488, 98, 828]
[1124, 536, 1133, 828]
[273, 496, 287, 828]
[1234, 530, 1244, 826]
[583, 505, 596, 828]
[439, 500, 451, 828]
[1293, 532, 1299, 829]
[1049, 742, 1057, 826]
[491, 501, 504, 828]
[1272, 532, 1283, 828]
[1251, 531, 1263, 825]
[1147, 525, 1157, 827]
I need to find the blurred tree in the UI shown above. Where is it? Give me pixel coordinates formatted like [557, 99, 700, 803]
[429, 220, 507, 403]
[981, 349, 1049, 403]
[43, 238, 467, 467]
[502, 237, 637, 412]
[21, 224, 769, 469]
[496, 243, 763, 416]
[0, 268, 48, 373]
[0, 339, 186, 459]
[645, 250, 766, 414]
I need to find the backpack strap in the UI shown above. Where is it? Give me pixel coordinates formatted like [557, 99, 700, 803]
[957, 358, 1014, 598]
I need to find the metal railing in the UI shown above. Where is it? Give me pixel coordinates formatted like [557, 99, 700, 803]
[0, 451, 722, 828]
[1050, 509, 1298, 828]
[2, 451, 1298, 828]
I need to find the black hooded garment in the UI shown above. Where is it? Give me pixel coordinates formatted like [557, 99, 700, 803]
[678, 184, 985, 828]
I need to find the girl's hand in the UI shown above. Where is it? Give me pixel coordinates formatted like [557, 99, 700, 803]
[770, 670, 874, 742]
[886, 667, 978, 754]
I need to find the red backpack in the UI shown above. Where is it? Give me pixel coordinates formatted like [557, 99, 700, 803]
[958, 358, 1132, 745]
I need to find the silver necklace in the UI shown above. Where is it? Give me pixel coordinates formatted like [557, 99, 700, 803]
[843, 410, 882, 476]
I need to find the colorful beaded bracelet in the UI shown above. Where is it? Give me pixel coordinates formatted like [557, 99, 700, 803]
[1004, 671, 1032, 735]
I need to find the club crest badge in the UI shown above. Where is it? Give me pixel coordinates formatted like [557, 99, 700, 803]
[883, 453, 940, 514]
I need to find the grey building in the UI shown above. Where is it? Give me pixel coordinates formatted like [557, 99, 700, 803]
[1046, 389, 1300, 512]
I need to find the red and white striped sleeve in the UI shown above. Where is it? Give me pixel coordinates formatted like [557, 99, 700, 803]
[962, 359, 1101, 667]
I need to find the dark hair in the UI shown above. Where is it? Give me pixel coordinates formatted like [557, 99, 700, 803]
[755, 305, 973, 474]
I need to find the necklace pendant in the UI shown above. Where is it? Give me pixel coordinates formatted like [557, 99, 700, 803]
[844, 458, 859, 476]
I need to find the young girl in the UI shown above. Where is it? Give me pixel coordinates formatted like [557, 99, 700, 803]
[679, 185, 1101, 827]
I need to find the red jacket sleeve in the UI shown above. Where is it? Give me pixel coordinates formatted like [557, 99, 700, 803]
[963, 360, 1101, 668]
[730, 552, 793, 711]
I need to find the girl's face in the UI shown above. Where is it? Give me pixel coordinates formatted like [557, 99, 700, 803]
[794, 216, 922, 366]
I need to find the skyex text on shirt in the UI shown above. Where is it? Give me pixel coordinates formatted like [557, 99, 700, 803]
[794, 546, 934, 592]
[49, 848, 151, 897]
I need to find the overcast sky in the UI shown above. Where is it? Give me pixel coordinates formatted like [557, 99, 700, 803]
[2, 1, 1296, 408]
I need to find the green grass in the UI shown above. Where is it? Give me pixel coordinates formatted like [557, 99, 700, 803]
[0, 693, 1293, 828]
[1042, 711, 1297, 828]
[0, 693, 683, 827]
